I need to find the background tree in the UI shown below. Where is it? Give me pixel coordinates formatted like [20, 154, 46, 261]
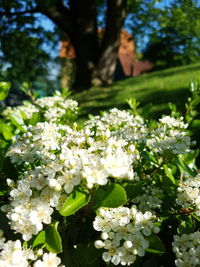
[140, 0, 200, 69]
[0, 1, 60, 98]
[0, 0, 130, 90]
[1, 0, 200, 92]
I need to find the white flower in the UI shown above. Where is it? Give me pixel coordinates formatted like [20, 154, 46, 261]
[33, 252, 63, 267]
[81, 155, 109, 188]
[0, 239, 36, 267]
[93, 206, 159, 265]
[172, 231, 200, 266]
[176, 174, 200, 216]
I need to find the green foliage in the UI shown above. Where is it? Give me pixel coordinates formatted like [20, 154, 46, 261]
[93, 183, 127, 209]
[0, 80, 200, 266]
[45, 222, 63, 253]
[142, 0, 200, 69]
[59, 189, 89, 217]
[32, 230, 46, 248]
[0, 82, 11, 101]
[145, 234, 165, 254]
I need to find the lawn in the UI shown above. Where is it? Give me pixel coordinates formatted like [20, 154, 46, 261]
[73, 63, 200, 119]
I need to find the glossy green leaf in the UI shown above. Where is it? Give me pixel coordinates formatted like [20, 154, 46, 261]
[93, 183, 127, 209]
[181, 150, 199, 167]
[192, 213, 200, 222]
[0, 82, 11, 101]
[2, 123, 13, 140]
[174, 155, 197, 177]
[29, 112, 40, 125]
[163, 164, 176, 185]
[125, 182, 143, 200]
[45, 222, 62, 253]
[146, 234, 165, 254]
[59, 189, 89, 216]
[32, 230, 46, 248]
[9, 112, 26, 132]
[141, 151, 157, 163]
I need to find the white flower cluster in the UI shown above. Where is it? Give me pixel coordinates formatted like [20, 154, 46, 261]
[2, 92, 78, 125]
[131, 184, 163, 213]
[7, 117, 137, 187]
[93, 206, 160, 265]
[176, 174, 200, 216]
[7, 122, 68, 165]
[2, 102, 39, 120]
[159, 116, 188, 129]
[35, 92, 78, 123]
[147, 116, 191, 155]
[0, 239, 36, 267]
[0, 237, 64, 267]
[5, 116, 138, 239]
[85, 108, 148, 142]
[5, 107, 194, 247]
[2, 179, 55, 241]
[172, 231, 200, 266]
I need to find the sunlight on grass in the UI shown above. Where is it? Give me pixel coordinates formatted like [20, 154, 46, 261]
[73, 63, 200, 119]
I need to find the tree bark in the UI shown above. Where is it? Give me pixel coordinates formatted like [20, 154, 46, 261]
[92, 0, 127, 85]
[36, 0, 127, 90]
[69, 0, 99, 90]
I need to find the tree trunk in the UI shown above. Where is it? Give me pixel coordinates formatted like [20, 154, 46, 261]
[92, 0, 127, 86]
[37, 0, 127, 90]
[69, 0, 99, 90]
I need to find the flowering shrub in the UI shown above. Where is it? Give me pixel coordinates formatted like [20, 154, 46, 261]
[0, 83, 200, 266]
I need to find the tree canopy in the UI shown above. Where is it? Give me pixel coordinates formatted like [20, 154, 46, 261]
[141, 0, 200, 69]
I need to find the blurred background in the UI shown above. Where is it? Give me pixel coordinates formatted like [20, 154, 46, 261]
[0, 0, 200, 117]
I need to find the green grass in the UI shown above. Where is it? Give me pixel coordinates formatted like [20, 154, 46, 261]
[73, 63, 200, 119]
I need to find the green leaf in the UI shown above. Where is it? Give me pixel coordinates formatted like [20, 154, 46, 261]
[181, 150, 199, 167]
[21, 82, 31, 95]
[140, 103, 152, 117]
[9, 112, 26, 132]
[174, 155, 197, 177]
[126, 98, 140, 111]
[45, 222, 62, 253]
[0, 82, 11, 101]
[93, 183, 127, 209]
[29, 112, 40, 125]
[32, 230, 46, 248]
[141, 151, 157, 164]
[177, 218, 194, 234]
[59, 189, 89, 217]
[2, 123, 13, 140]
[190, 119, 200, 128]
[163, 164, 176, 185]
[146, 234, 165, 254]
[124, 182, 143, 200]
[192, 214, 200, 222]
